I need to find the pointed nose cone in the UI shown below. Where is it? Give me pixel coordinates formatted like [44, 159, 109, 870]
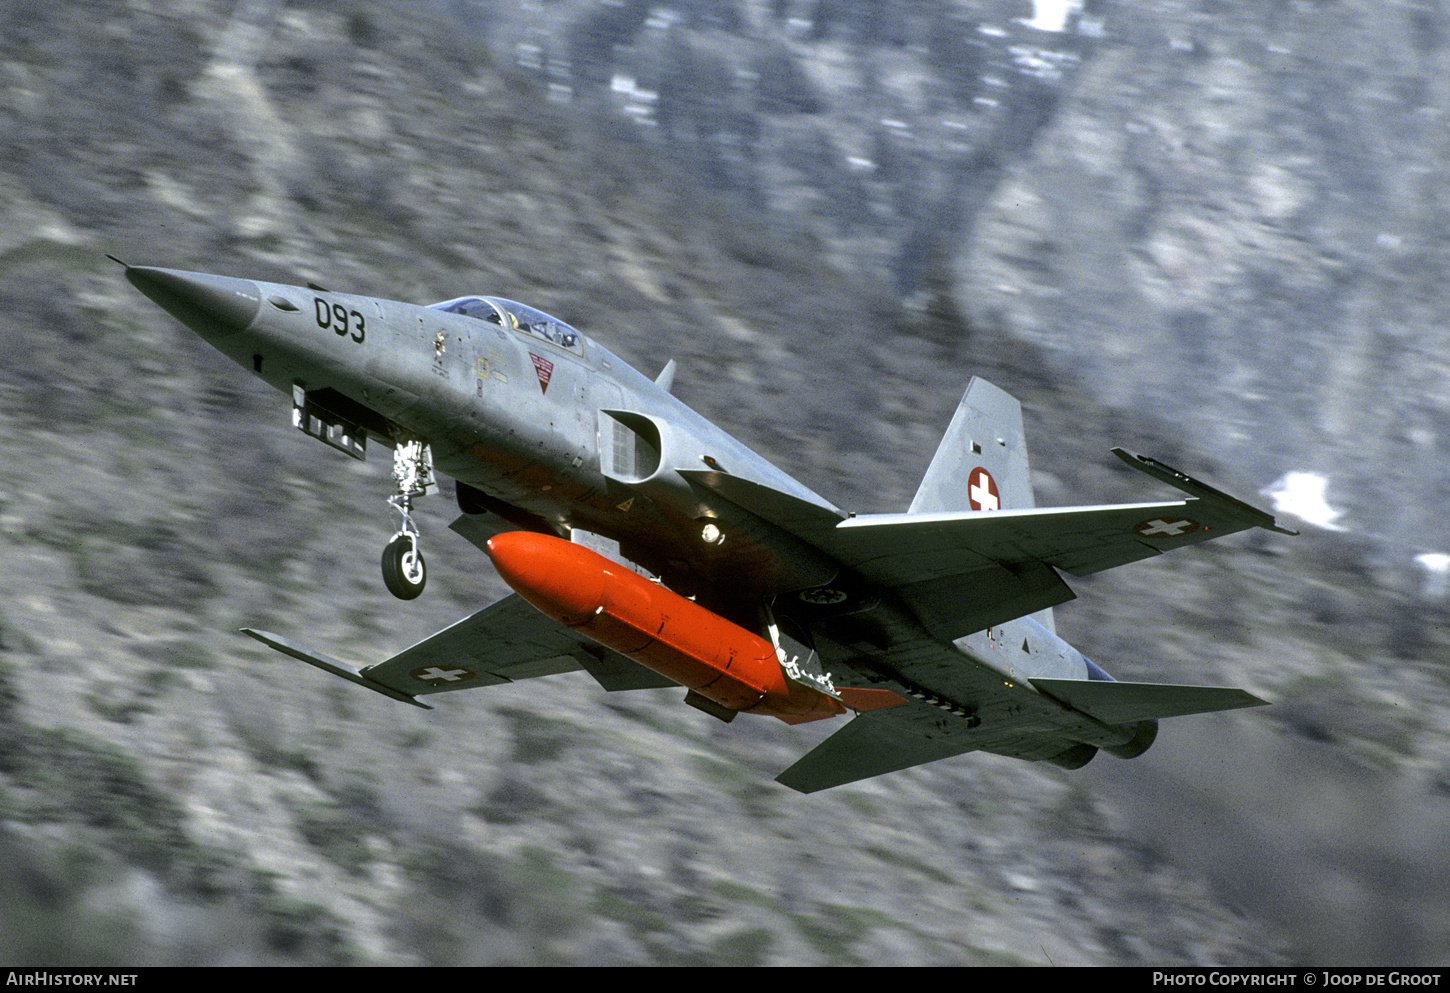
[124, 266, 262, 338]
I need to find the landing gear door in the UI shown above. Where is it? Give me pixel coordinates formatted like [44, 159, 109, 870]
[292, 382, 366, 460]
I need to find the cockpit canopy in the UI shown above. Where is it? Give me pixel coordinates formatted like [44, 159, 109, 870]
[429, 296, 580, 350]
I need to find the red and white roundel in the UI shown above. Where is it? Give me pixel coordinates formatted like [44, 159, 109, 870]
[967, 467, 1000, 511]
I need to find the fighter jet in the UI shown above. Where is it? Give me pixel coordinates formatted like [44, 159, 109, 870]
[121, 261, 1296, 792]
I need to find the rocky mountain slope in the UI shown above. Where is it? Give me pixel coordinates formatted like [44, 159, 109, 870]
[0, 0, 1447, 965]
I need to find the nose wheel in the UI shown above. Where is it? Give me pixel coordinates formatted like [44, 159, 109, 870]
[382, 532, 426, 600]
[383, 437, 435, 600]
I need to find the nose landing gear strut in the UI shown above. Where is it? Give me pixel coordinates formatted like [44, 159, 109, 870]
[382, 437, 435, 600]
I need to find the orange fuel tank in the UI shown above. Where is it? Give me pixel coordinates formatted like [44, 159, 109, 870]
[485, 530, 847, 723]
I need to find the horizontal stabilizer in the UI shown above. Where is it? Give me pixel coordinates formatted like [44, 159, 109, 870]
[1030, 677, 1269, 725]
[774, 715, 976, 794]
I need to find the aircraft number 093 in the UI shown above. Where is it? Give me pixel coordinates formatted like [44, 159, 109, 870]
[314, 297, 365, 344]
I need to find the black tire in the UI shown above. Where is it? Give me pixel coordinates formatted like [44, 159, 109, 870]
[382, 536, 426, 600]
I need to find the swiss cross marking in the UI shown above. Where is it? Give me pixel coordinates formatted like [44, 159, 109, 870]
[1133, 517, 1200, 538]
[967, 467, 1000, 511]
[411, 665, 476, 683]
[529, 353, 554, 393]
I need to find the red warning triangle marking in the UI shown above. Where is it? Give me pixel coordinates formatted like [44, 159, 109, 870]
[529, 353, 554, 393]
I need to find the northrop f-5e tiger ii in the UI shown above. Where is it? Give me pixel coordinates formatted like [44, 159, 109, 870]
[121, 259, 1295, 792]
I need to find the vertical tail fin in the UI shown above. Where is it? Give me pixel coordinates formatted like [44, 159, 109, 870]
[910, 378, 1055, 633]
[910, 377, 1034, 514]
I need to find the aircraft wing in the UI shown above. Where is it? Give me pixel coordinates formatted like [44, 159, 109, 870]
[832, 498, 1237, 579]
[812, 448, 1295, 640]
[832, 448, 1291, 580]
[685, 448, 1293, 641]
[243, 592, 674, 707]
